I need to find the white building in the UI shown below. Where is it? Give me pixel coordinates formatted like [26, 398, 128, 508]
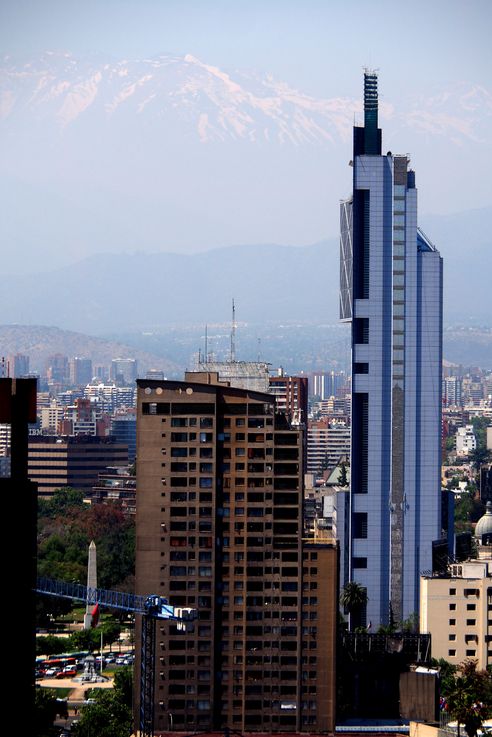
[456, 424, 477, 458]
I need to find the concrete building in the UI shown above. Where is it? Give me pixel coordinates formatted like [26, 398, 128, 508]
[84, 381, 136, 413]
[91, 467, 136, 513]
[194, 360, 271, 393]
[339, 71, 443, 627]
[306, 419, 350, 478]
[269, 369, 308, 427]
[455, 424, 477, 458]
[40, 402, 65, 434]
[28, 435, 128, 496]
[420, 558, 492, 669]
[135, 373, 337, 733]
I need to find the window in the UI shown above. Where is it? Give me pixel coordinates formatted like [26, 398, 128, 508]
[449, 619, 456, 626]
[353, 512, 368, 539]
[352, 557, 367, 569]
[466, 619, 476, 626]
[449, 588, 456, 596]
[448, 650, 456, 657]
[449, 603, 456, 611]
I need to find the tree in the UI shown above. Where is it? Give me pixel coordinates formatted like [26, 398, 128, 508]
[337, 461, 349, 487]
[101, 621, 122, 652]
[446, 660, 492, 737]
[34, 688, 67, 736]
[72, 667, 133, 737]
[340, 581, 368, 630]
[401, 611, 419, 633]
[69, 628, 101, 653]
[430, 657, 457, 697]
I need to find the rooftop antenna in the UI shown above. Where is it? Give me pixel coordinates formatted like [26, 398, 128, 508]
[230, 299, 236, 363]
[205, 325, 208, 364]
[257, 338, 261, 362]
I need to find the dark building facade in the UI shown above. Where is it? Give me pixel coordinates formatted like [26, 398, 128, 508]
[28, 435, 128, 496]
[135, 374, 337, 733]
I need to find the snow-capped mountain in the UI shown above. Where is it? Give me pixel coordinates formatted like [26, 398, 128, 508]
[1, 51, 490, 145]
[0, 51, 491, 280]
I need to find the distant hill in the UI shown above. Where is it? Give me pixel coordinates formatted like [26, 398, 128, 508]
[0, 240, 339, 334]
[0, 325, 179, 376]
[0, 210, 491, 336]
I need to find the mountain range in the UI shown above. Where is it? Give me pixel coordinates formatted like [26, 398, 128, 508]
[1, 51, 491, 273]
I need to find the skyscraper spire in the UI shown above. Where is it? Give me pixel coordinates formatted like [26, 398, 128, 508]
[363, 69, 381, 155]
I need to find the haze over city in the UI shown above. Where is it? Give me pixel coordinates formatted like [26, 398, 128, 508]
[1, 0, 491, 288]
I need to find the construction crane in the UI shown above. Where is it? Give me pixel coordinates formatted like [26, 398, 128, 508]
[36, 576, 196, 737]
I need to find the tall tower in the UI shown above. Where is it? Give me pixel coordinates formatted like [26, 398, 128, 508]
[340, 71, 443, 627]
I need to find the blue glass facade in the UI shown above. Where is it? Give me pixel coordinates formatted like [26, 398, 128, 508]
[340, 72, 443, 627]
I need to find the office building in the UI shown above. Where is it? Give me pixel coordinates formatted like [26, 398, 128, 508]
[7, 353, 30, 378]
[135, 374, 337, 733]
[28, 435, 128, 496]
[46, 354, 69, 385]
[111, 358, 138, 386]
[311, 371, 347, 401]
[110, 411, 137, 463]
[69, 357, 93, 386]
[307, 419, 350, 478]
[339, 71, 443, 626]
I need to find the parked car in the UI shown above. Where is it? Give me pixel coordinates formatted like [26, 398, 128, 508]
[57, 668, 77, 678]
[44, 667, 61, 677]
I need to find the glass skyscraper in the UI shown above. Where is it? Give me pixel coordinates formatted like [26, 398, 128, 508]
[340, 71, 443, 627]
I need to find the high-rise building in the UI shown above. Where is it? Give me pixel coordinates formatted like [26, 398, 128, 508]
[110, 358, 138, 386]
[339, 71, 443, 627]
[46, 353, 69, 385]
[135, 373, 337, 733]
[307, 419, 350, 478]
[69, 357, 93, 386]
[8, 353, 30, 378]
[269, 369, 308, 427]
[443, 376, 463, 407]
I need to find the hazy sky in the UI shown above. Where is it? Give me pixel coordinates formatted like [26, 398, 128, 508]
[2, 0, 491, 95]
[1, 0, 491, 272]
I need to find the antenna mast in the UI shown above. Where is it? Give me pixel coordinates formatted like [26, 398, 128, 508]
[230, 299, 236, 363]
[205, 325, 208, 365]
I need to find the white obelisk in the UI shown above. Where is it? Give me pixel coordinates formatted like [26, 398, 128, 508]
[83, 540, 97, 629]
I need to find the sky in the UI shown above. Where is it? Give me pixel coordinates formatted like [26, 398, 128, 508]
[1, 0, 491, 272]
[1, 0, 491, 93]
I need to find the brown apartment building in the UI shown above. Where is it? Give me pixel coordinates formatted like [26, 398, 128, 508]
[135, 373, 337, 734]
